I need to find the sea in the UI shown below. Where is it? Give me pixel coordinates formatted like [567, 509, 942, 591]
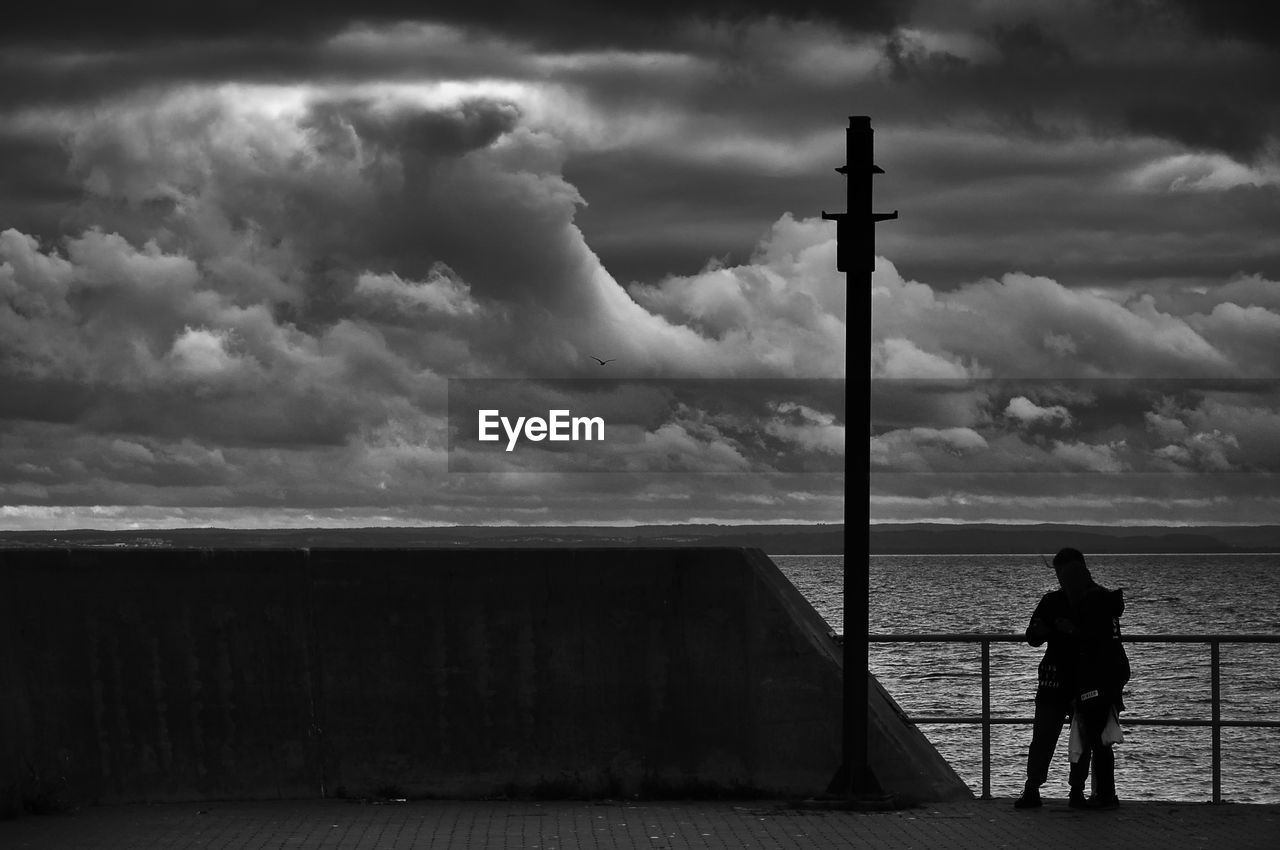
[772, 553, 1280, 804]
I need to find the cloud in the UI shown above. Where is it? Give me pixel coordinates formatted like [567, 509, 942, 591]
[0, 2, 905, 50]
[638, 422, 752, 473]
[1187, 302, 1280, 372]
[890, 1, 1280, 164]
[873, 337, 981, 380]
[626, 213, 846, 376]
[1144, 399, 1190, 444]
[1004, 396, 1072, 428]
[765, 401, 844, 455]
[870, 375, 1280, 483]
[1142, 392, 1280, 473]
[2, 8, 1278, 527]
[872, 259, 1240, 378]
[0, 4, 904, 115]
[353, 266, 482, 319]
[870, 426, 989, 473]
[6, 6, 1278, 297]
[0, 215, 434, 446]
[871, 126, 1280, 291]
[167, 327, 240, 377]
[1126, 153, 1280, 192]
[1049, 439, 1127, 474]
[0, 86, 863, 520]
[30, 88, 717, 378]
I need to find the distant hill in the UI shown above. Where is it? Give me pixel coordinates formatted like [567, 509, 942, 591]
[4, 523, 1278, 556]
[0, 524, 844, 555]
[868, 523, 1280, 555]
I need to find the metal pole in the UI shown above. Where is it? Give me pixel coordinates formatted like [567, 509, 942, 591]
[1211, 640, 1221, 803]
[823, 116, 896, 799]
[981, 639, 992, 800]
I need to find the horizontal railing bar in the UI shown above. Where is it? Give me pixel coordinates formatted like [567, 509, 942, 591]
[910, 717, 1038, 725]
[867, 633, 1280, 643]
[908, 717, 1280, 728]
[1127, 719, 1280, 728]
[868, 634, 1030, 643]
[1121, 635, 1280, 644]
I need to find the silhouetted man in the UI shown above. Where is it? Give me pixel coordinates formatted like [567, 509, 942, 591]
[1014, 548, 1091, 809]
[1059, 556, 1128, 809]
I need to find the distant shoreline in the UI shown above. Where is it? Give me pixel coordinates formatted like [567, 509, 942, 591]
[867, 523, 1280, 555]
[3, 522, 1280, 556]
[864, 551, 1280, 557]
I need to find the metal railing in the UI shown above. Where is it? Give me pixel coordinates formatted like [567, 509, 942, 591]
[869, 633, 1280, 802]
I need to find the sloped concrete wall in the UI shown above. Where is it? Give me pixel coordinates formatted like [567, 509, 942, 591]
[0, 547, 969, 816]
[745, 550, 973, 803]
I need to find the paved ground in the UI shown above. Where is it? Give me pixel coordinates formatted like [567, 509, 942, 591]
[2, 797, 1278, 850]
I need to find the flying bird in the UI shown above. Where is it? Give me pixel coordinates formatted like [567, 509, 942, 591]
[591, 357, 617, 365]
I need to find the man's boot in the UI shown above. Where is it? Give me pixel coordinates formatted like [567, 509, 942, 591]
[1068, 751, 1091, 808]
[1013, 784, 1042, 809]
[1089, 745, 1119, 809]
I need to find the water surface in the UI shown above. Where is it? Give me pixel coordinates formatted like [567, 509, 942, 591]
[773, 553, 1280, 803]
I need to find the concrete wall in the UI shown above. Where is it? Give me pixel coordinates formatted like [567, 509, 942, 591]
[0, 547, 970, 816]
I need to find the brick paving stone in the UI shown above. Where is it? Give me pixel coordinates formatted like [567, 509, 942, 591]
[1, 798, 1278, 850]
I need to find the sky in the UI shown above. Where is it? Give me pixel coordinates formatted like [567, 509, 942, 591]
[1, 0, 1278, 529]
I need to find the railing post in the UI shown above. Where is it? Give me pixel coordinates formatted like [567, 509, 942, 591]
[1211, 639, 1221, 804]
[981, 638, 991, 800]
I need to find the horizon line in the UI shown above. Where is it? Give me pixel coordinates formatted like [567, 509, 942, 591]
[6, 520, 1280, 533]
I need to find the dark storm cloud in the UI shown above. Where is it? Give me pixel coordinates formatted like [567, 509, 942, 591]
[0, 1, 907, 111]
[0, 130, 79, 244]
[987, 19, 1072, 67]
[879, 161, 1280, 290]
[570, 116, 1279, 292]
[869, 379, 1280, 475]
[867, 250, 1280, 521]
[1122, 99, 1278, 168]
[0, 91, 516, 451]
[1, 1, 906, 48]
[305, 97, 518, 159]
[1163, 0, 1280, 47]
[0, 30, 534, 111]
[0, 132, 78, 203]
[566, 152, 833, 285]
[891, 1, 1280, 163]
[0, 375, 95, 425]
[558, 0, 1279, 288]
[55, 92, 526, 302]
[9, 1, 1272, 291]
[4, 0, 1280, 528]
[1, 79, 857, 526]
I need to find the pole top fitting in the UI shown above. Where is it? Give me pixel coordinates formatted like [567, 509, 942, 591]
[849, 115, 872, 128]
